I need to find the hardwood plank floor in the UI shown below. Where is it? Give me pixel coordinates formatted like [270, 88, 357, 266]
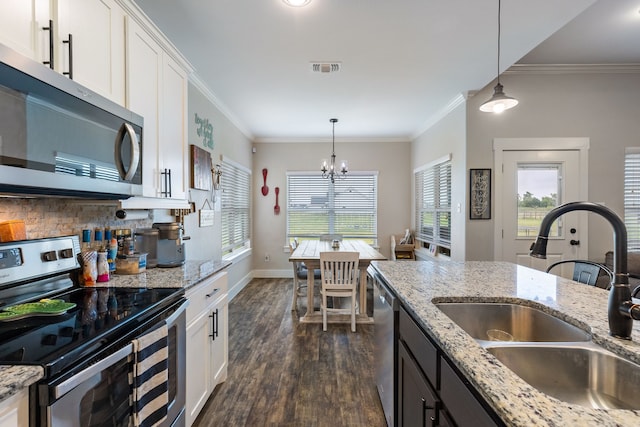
[192, 278, 387, 427]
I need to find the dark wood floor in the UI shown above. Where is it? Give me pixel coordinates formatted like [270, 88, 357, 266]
[192, 277, 387, 427]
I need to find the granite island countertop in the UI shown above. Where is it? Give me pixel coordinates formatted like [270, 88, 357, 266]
[0, 258, 231, 404]
[371, 260, 640, 427]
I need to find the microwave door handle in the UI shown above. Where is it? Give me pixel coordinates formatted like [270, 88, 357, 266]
[52, 343, 134, 399]
[114, 123, 140, 181]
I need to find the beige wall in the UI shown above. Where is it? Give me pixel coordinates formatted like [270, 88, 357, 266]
[466, 71, 640, 261]
[251, 139, 411, 275]
[186, 82, 254, 290]
[411, 103, 467, 261]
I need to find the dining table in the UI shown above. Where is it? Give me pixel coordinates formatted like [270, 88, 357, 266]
[289, 239, 387, 324]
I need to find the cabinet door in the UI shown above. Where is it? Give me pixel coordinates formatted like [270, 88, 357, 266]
[0, 0, 50, 62]
[56, 0, 126, 104]
[159, 54, 188, 200]
[440, 358, 499, 427]
[398, 341, 439, 427]
[185, 310, 212, 427]
[0, 388, 29, 427]
[210, 301, 228, 388]
[125, 16, 161, 198]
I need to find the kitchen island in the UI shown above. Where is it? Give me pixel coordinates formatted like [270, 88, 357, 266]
[0, 259, 231, 406]
[371, 260, 640, 427]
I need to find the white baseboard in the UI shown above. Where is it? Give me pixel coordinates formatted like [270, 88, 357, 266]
[228, 271, 253, 301]
[252, 269, 293, 278]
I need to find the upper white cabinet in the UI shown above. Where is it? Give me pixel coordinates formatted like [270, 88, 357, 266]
[0, 0, 126, 105]
[125, 16, 189, 202]
[0, 0, 50, 64]
[56, 0, 126, 105]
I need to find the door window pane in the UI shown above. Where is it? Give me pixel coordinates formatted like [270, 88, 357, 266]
[517, 164, 561, 238]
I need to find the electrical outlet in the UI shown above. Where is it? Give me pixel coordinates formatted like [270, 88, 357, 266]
[265, 253, 270, 262]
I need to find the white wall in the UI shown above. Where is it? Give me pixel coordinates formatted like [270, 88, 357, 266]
[251, 139, 411, 276]
[466, 70, 640, 261]
[412, 103, 467, 261]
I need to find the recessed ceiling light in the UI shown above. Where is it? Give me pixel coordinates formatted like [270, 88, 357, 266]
[283, 0, 311, 7]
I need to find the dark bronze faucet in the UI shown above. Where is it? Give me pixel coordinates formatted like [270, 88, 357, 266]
[530, 201, 640, 339]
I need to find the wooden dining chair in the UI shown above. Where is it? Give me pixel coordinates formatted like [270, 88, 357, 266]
[319, 251, 359, 332]
[289, 242, 320, 311]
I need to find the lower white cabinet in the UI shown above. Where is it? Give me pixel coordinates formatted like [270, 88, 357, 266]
[185, 271, 229, 426]
[0, 388, 28, 427]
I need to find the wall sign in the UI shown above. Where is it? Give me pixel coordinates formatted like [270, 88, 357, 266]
[470, 168, 491, 220]
[195, 113, 214, 149]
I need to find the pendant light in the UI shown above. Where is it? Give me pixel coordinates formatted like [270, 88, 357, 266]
[320, 118, 348, 183]
[480, 0, 518, 113]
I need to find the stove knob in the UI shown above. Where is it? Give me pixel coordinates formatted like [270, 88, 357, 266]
[59, 248, 74, 259]
[41, 250, 58, 262]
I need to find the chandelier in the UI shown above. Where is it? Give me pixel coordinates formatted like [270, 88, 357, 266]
[321, 118, 347, 183]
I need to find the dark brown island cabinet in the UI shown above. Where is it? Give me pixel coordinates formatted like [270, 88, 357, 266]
[397, 306, 505, 427]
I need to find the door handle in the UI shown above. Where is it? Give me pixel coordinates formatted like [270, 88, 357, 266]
[42, 20, 54, 69]
[570, 239, 580, 246]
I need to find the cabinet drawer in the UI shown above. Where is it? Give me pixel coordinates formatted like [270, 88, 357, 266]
[399, 306, 438, 388]
[440, 358, 499, 427]
[186, 271, 228, 323]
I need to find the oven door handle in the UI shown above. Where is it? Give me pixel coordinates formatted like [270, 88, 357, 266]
[53, 343, 134, 399]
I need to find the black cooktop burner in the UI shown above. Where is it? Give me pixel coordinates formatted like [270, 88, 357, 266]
[0, 286, 183, 377]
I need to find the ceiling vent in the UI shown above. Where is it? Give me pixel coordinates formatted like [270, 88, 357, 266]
[310, 62, 342, 73]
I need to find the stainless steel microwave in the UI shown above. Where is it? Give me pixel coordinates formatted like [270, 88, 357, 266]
[0, 43, 143, 199]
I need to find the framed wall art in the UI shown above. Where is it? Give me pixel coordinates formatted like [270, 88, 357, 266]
[190, 144, 213, 191]
[470, 168, 491, 220]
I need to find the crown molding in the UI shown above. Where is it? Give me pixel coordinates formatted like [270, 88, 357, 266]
[507, 63, 640, 74]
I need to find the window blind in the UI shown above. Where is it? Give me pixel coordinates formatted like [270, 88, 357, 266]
[286, 172, 378, 243]
[414, 157, 452, 248]
[624, 148, 640, 251]
[221, 159, 251, 256]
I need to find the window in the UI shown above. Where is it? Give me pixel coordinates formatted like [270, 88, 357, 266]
[286, 172, 378, 245]
[221, 158, 251, 257]
[414, 155, 451, 249]
[624, 148, 640, 252]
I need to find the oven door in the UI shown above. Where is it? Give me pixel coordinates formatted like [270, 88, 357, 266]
[44, 344, 134, 427]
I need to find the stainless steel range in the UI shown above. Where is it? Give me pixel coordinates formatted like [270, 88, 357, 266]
[0, 236, 187, 426]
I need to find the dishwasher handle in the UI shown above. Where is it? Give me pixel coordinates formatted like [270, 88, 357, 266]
[373, 273, 398, 310]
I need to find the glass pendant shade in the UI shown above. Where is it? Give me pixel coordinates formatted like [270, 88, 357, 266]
[282, 0, 311, 6]
[479, 82, 519, 113]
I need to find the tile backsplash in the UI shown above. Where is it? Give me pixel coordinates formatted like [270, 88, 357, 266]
[0, 199, 152, 240]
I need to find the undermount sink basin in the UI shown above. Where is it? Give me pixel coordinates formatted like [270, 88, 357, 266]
[435, 302, 591, 342]
[487, 345, 640, 409]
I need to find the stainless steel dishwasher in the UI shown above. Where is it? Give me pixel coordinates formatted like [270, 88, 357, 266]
[371, 266, 398, 427]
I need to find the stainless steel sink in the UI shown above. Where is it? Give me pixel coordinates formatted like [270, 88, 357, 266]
[487, 345, 640, 409]
[435, 302, 591, 342]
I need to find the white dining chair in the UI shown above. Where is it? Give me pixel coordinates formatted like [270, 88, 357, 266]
[319, 251, 359, 332]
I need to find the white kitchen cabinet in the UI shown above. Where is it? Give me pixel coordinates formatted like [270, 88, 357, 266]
[56, 0, 126, 104]
[0, 389, 29, 427]
[0, 0, 126, 105]
[0, 0, 50, 64]
[125, 16, 189, 202]
[185, 271, 229, 427]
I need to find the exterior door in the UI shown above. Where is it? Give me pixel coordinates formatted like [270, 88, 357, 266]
[495, 140, 588, 275]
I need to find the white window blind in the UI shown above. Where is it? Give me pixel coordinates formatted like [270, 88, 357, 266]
[624, 147, 640, 251]
[221, 159, 251, 256]
[414, 156, 452, 248]
[286, 172, 378, 244]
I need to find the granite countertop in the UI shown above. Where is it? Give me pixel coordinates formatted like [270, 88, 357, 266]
[371, 260, 640, 427]
[0, 259, 231, 404]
